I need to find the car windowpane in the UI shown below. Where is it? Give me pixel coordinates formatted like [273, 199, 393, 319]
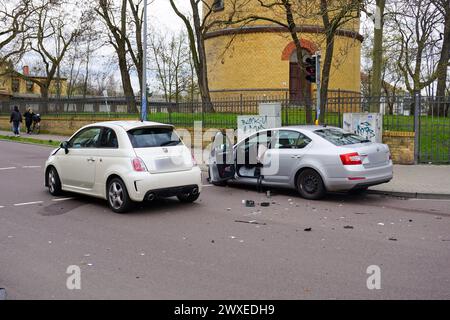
[314, 128, 369, 146]
[272, 130, 301, 149]
[128, 127, 181, 148]
[100, 128, 118, 148]
[71, 128, 101, 148]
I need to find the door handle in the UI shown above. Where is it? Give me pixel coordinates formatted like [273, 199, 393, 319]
[291, 155, 303, 159]
[87, 157, 95, 162]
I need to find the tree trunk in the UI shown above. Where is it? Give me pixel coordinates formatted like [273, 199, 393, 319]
[370, 0, 385, 112]
[436, 1, 450, 98]
[319, 34, 334, 124]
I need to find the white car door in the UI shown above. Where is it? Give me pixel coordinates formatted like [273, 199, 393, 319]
[57, 127, 101, 190]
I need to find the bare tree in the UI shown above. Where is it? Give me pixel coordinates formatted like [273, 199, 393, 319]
[169, 0, 247, 110]
[434, 0, 450, 99]
[389, 0, 448, 103]
[0, 0, 32, 65]
[150, 31, 191, 103]
[9, 1, 84, 99]
[318, 0, 362, 122]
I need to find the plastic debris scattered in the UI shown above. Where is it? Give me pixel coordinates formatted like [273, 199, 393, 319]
[344, 225, 354, 229]
[244, 200, 255, 207]
[304, 228, 312, 232]
[235, 219, 267, 226]
[378, 223, 385, 226]
[388, 237, 398, 241]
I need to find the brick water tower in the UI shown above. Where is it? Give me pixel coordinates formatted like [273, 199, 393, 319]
[204, 0, 363, 102]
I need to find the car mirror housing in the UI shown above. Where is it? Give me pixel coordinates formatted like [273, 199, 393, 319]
[60, 141, 70, 154]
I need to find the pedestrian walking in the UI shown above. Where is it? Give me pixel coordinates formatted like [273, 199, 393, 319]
[9, 106, 22, 137]
[23, 107, 35, 134]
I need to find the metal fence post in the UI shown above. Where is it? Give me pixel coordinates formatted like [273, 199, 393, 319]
[414, 91, 420, 164]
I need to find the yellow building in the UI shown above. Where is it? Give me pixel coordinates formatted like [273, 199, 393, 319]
[204, 0, 362, 101]
[0, 64, 67, 100]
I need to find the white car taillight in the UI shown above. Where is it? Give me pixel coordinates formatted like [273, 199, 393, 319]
[340, 152, 363, 165]
[132, 157, 147, 172]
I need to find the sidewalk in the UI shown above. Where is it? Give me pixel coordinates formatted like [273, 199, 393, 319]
[2, 129, 449, 199]
[369, 165, 450, 199]
[0, 130, 68, 143]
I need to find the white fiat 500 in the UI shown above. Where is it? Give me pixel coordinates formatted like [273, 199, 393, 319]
[45, 121, 202, 213]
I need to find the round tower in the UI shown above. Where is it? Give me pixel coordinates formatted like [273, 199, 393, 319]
[204, 0, 362, 101]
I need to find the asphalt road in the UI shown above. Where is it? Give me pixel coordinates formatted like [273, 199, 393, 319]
[0, 140, 449, 299]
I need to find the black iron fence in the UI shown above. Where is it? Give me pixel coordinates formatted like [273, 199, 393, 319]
[1, 94, 449, 163]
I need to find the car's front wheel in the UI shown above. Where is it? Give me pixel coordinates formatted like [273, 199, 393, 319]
[107, 178, 133, 213]
[296, 169, 326, 200]
[47, 167, 62, 196]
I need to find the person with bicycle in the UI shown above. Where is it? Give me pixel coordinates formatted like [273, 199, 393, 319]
[24, 107, 35, 134]
[32, 113, 41, 134]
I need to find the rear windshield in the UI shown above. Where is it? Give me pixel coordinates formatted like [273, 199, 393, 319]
[127, 127, 181, 148]
[314, 128, 370, 146]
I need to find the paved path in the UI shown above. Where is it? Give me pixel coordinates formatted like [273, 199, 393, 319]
[0, 141, 449, 299]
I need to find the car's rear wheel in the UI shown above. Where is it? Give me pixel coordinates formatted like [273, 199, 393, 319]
[107, 178, 133, 213]
[47, 167, 62, 196]
[296, 169, 326, 200]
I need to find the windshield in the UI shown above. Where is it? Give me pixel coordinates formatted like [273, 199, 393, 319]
[127, 127, 182, 148]
[314, 128, 370, 146]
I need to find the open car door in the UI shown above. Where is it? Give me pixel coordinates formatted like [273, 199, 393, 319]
[208, 131, 235, 185]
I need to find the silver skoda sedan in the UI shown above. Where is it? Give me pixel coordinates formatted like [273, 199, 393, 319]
[208, 126, 393, 199]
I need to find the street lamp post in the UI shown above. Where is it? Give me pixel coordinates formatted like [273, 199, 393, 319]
[140, 0, 148, 122]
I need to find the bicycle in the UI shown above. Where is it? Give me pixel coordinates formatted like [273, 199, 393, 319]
[31, 114, 41, 134]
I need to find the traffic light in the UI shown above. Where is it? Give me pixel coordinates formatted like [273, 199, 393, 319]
[305, 56, 317, 83]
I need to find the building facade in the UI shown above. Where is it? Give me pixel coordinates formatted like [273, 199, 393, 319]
[0, 64, 67, 100]
[204, 0, 362, 101]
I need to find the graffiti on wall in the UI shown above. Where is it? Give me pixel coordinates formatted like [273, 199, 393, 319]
[237, 115, 268, 141]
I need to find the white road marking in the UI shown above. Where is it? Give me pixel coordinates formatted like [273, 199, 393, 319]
[52, 197, 74, 202]
[0, 167, 16, 171]
[408, 198, 450, 202]
[202, 184, 214, 187]
[22, 165, 41, 169]
[13, 201, 44, 206]
[0, 206, 4, 209]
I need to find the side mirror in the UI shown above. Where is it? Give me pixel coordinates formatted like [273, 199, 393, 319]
[60, 141, 70, 154]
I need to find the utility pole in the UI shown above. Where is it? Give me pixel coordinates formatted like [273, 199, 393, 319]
[315, 52, 321, 125]
[140, 0, 148, 122]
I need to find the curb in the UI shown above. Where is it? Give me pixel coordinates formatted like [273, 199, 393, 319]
[367, 189, 450, 200]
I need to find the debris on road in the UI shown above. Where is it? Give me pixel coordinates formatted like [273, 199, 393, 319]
[226, 208, 231, 211]
[388, 237, 398, 241]
[211, 240, 215, 243]
[378, 223, 385, 226]
[266, 191, 271, 198]
[304, 228, 312, 232]
[0, 288, 6, 300]
[344, 225, 354, 229]
[260, 202, 270, 207]
[235, 219, 267, 226]
[243, 200, 255, 207]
